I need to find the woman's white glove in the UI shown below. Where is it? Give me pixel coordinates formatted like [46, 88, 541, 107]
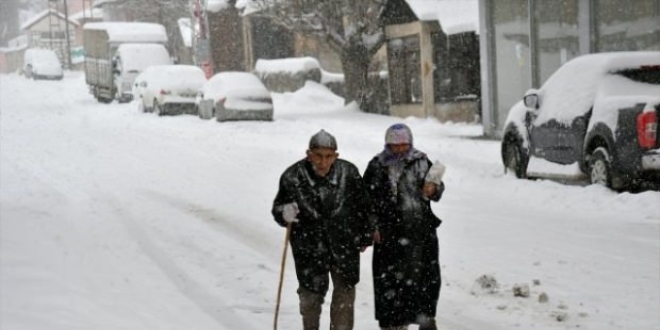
[282, 202, 300, 223]
[425, 161, 446, 185]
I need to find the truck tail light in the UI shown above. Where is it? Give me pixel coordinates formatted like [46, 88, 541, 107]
[159, 89, 171, 96]
[637, 108, 657, 149]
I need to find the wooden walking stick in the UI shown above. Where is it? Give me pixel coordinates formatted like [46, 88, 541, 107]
[274, 222, 292, 330]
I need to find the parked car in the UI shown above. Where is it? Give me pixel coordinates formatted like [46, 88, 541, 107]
[132, 65, 206, 116]
[196, 71, 273, 121]
[23, 48, 63, 80]
[501, 51, 660, 191]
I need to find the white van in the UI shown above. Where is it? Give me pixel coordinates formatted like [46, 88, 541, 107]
[112, 43, 171, 102]
[23, 48, 63, 80]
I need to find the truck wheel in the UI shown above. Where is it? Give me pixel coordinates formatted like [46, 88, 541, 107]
[504, 141, 527, 179]
[589, 147, 612, 188]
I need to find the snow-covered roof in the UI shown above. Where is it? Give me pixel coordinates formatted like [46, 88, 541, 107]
[0, 43, 28, 53]
[69, 8, 103, 22]
[207, 0, 268, 15]
[178, 18, 192, 48]
[83, 22, 168, 43]
[20, 9, 81, 31]
[406, 0, 479, 35]
[3, 35, 29, 51]
[207, 0, 231, 13]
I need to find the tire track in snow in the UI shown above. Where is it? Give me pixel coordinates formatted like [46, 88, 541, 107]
[139, 189, 279, 258]
[105, 194, 258, 330]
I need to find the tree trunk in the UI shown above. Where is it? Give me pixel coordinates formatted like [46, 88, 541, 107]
[341, 35, 371, 111]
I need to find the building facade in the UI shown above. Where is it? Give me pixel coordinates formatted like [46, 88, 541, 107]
[479, 0, 660, 137]
[382, 0, 481, 122]
[20, 9, 80, 69]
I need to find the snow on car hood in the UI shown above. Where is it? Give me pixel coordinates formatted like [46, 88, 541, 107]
[202, 72, 270, 104]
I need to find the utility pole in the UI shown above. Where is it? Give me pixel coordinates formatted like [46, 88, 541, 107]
[48, 0, 72, 69]
[63, 0, 72, 69]
[192, 0, 214, 78]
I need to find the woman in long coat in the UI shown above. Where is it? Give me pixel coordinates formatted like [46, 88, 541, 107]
[363, 124, 446, 330]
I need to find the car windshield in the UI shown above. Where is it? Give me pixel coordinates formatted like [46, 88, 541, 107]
[31, 51, 60, 66]
[615, 66, 660, 85]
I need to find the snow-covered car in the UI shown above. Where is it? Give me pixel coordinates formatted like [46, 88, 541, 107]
[133, 65, 206, 116]
[501, 51, 660, 191]
[196, 71, 273, 122]
[23, 48, 63, 80]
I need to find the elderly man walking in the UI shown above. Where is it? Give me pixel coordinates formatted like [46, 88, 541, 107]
[272, 129, 375, 330]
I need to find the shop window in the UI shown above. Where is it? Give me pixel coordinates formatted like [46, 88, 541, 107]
[433, 31, 480, 102]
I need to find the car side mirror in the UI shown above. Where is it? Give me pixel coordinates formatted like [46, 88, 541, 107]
[523, 94, 540, 110]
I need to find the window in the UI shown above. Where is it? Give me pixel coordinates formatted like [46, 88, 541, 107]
[433, 31, 480, 102]
[492, 0, 531, 130]
[616, 67, 660, 85]
[594, 0, 660, 51]
[534, 0, 580, 84]
[387, 36, 421, 104]
[41, 31, 66, 39]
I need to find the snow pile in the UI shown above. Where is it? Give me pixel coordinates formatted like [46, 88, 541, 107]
[206, 0, 231, 12]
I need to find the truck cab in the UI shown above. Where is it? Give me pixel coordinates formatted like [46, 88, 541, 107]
[112, 44, 171, 103]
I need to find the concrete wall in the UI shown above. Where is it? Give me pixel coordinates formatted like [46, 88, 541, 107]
[433, 99, 480, 123]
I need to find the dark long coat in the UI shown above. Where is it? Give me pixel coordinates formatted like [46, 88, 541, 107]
[363, 150, 444, 327]
[272, 159, 374, 295]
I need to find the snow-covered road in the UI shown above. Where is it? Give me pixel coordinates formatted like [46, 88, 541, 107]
[1, 72, 658, 330]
